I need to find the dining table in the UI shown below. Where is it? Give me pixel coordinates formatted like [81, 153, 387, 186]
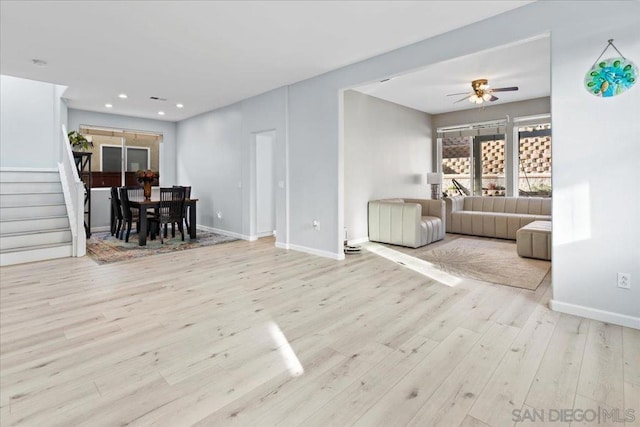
[128, 197, 199, 246]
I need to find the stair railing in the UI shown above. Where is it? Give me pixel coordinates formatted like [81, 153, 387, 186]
[58, 125, 86, 257]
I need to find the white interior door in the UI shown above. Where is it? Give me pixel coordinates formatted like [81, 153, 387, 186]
[256, 131, 275, 236]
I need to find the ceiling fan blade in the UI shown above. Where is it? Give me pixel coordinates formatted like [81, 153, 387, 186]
[488, 94, 499, 102]
[454, 95, 471, 103]
[447, 92, 472, 96]
[490, 86, 519, 92]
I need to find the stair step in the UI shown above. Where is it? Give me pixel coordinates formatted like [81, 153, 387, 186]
[0, 181, 63, 194]
[0, 192, 65, 207]
[0, 170, 60, 183]
[0, 243, 73, 267]
[0, 241, 72, 254]
[0, 229, 72, 251]
[0, 204, 68, 220]
[1, 214, 69, 222]
[1, 216, 70, 235]
[0, 170, 75, 265]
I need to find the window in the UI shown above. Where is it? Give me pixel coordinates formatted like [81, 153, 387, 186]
[100, 146, 150, 172]
[77, 126, 161, 188]
[438, 118, 551, 198]
[102, 145, 123, 172]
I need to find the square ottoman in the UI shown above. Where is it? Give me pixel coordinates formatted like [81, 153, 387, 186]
[517, 221, 552, 260]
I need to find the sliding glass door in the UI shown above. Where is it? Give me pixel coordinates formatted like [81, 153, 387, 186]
[440, 131, 505, 197]
[517, 123, 552, 197]
[441, 136, 472, 196]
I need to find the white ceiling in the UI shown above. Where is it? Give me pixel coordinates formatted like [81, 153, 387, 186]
[354, 35, 550, 115]
[0, 1, 533, 122]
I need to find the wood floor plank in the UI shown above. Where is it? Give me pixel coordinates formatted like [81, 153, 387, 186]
[623, 327, 640, 386]
[458, 414, 492, 427]
[406, 321, 520, 427]
[570, 393, 625, 427]
[524, 314, 589, 415]
[624, 381, 640, 427]
[468, 302, 560, 426]
[353, 327, 481, 426]
[576, 321, 625, 409]
[300, 335, 440, 426]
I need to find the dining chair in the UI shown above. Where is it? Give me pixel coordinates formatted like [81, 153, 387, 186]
[148, 187, 186, 244]
[124, 185, 143, 203]
[118, 187, 140, 242]
[110, 187, 123, 237]
[172, 185, 192, 234]
[123, 185, 143, 220]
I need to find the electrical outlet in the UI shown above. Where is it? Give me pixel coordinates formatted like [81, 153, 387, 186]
[312, 220, 320, 230]
[617, 272, 631, 289]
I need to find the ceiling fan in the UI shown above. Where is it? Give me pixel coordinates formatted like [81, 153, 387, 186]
[448, 79, 519, 105]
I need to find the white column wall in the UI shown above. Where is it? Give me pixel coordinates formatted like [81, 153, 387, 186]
[1, 75, 65, 169]
[344, 90, 432, 243]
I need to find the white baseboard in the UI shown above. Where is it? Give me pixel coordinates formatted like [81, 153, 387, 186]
[287, 243, 345, 261]
[550, 299, 640, 330]
[275, 242, 289, 250]
[0, 167, 58, 172]
[0, 244, 73, 267]
[348, 237, 369, 245]
[255, 231, 274, 238]
[197, 225, 255, 241]
[91, 226, 111, 233]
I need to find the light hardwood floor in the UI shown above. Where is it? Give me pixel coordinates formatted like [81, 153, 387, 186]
[0, 235, 638, 426]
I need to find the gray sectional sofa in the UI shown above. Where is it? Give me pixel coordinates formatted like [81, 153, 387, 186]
[368, 198, 445, 248]
[445, 196, 551, 240]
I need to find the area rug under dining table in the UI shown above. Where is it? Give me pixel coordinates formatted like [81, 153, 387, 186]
[86, 229, 237, 265]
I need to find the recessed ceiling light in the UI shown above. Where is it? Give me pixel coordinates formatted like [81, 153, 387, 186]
[105, 103, 113, 108]
[31, 59, 47, 67]
[176, 103, 184, 108]
[158, 111, 165, 116]
[118, 93, 128, 99]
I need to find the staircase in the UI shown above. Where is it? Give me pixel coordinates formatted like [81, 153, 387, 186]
[0, 169, 73, 266]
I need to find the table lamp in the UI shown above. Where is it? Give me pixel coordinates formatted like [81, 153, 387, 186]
[427, 172, 443, 200]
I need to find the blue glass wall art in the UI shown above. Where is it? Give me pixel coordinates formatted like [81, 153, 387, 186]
[584, 57, 637, 97]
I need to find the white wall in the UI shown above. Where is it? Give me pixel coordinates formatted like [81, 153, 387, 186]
[344, 90, 432, 242]
[176, 103, 244, 235]
[1, 75, 66, 169]
[176, 88, 288, 243]
[279, 1, 638, 324]
[67, 108, 177, 230]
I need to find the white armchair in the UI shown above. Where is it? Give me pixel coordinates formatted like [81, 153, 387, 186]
[368, 198, 445, 248]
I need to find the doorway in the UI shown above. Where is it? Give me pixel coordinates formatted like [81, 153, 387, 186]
[255, 130, 276, 238]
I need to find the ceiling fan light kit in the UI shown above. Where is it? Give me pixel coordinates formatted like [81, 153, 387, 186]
[449, 78, 519, 105]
